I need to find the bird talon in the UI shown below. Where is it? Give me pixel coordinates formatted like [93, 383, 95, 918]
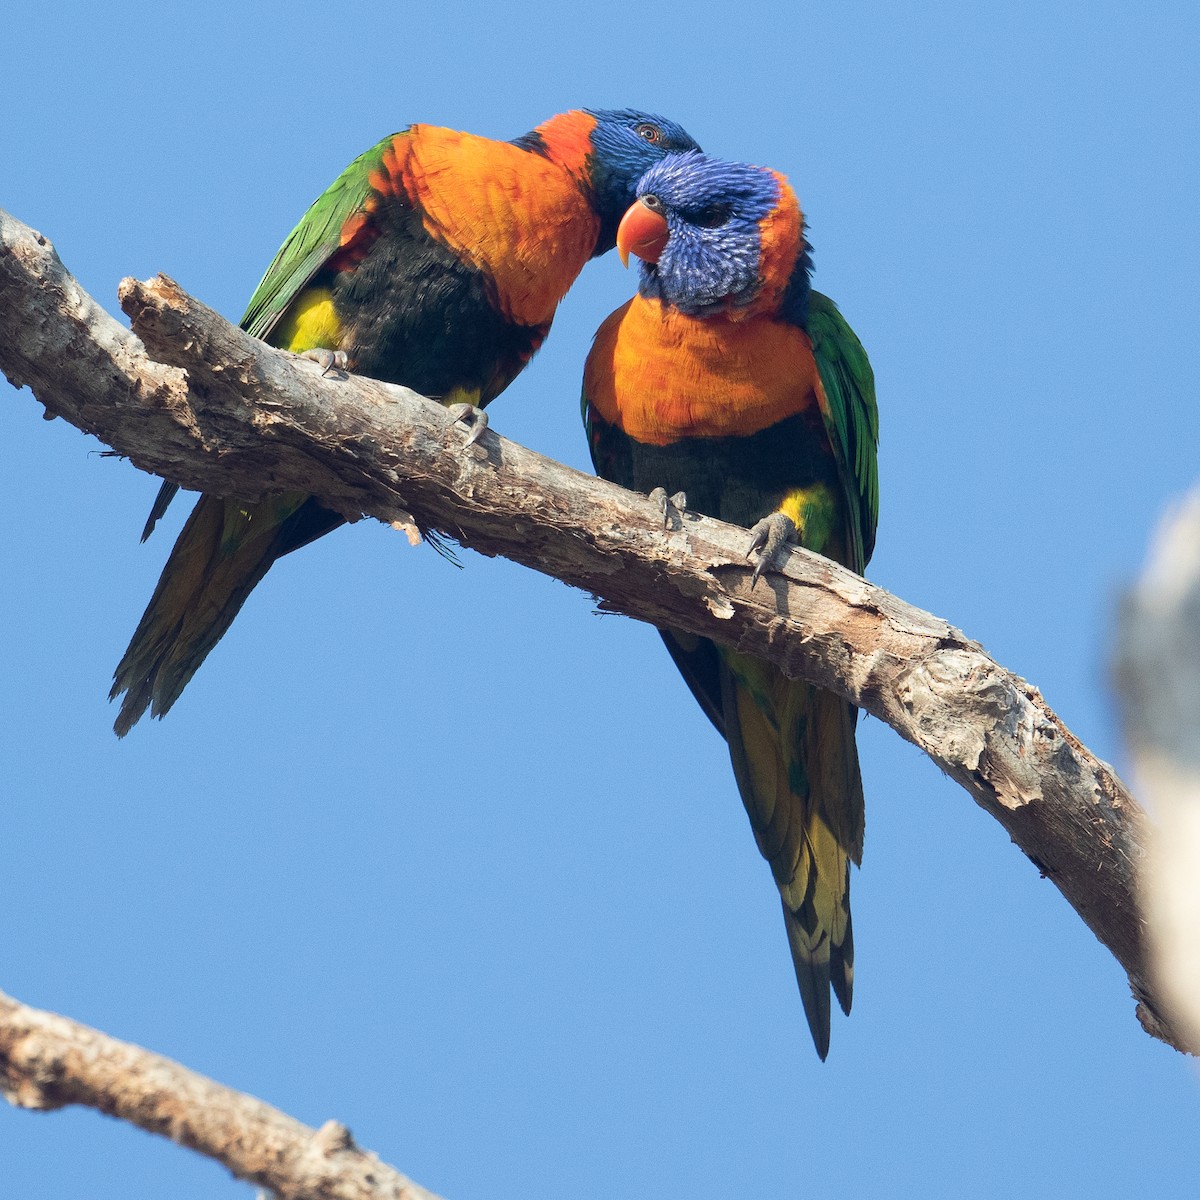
[299, 348, 348, 377]
[446, 403, 489, 449]
[747, 512, 797, 584]
[648, 487, 688, 528]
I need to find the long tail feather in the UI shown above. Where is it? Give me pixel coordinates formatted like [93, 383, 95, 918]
[782, 898, 834, 1062]
[140, 480, 180, 542]
[112, 492, 343, 735]
[720, 650, 864, 1058]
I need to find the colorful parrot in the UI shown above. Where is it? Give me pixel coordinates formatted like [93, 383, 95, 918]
[111, 108, 700, 736]
[582, 152, 879, 1059]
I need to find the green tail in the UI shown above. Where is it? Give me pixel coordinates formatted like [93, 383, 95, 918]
[110, 492, 342, 736]
[140, 480, 180, 542]
[719, 650, 864, 1060]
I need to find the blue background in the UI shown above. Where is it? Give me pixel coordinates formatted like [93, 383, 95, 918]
[4, 2, 1198, 1196]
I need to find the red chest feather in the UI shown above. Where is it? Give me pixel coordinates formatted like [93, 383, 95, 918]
[585, 296, 821, 445]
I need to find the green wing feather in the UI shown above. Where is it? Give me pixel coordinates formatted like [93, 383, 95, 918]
[238, 130, 407, 342]
[806, 290, 879, 574]
[140, 131, 408, 542]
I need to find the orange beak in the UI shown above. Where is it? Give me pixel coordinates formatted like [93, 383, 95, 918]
[616, 198, 670, 267]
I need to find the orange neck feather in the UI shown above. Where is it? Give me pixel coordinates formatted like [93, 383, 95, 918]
[755, 171, 805, 314]
[364, 125, 600, 329]
[531, 110, 598, 177]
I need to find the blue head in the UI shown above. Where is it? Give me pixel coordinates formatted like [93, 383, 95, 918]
[513, 108, 701, 256]
[617, 151, 812, 319]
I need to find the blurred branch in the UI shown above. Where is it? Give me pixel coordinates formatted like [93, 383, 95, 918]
[0, 989, 444, 1200]
[1115, 490, 1200, 1052]
[1, 205, 1189, 1066]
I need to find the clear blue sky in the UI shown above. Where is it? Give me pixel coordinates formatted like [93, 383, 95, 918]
[4, 2, 1199, 1196]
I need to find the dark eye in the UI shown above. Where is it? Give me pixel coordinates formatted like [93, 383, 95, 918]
[635, 122, 663, 144]
[692, 203, 732, 228]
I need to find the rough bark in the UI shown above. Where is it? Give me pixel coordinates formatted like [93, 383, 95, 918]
[0, 990, 443, 1200]
[1, 206, 1185, 1066]
[1115, 491, 1200, 1052]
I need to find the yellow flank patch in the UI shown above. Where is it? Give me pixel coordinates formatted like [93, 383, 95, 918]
[275, 288, 342, 354]
[777, 484, 838, 556]
[439, 385, 483, 409]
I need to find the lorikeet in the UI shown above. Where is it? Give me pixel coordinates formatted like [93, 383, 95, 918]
[111, 108, 700, 736]
[582, 152, 879, 1059]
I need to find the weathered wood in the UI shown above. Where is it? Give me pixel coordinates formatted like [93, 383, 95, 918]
[0, 990, 443, 1200]
[0, 206, 1183, 1053]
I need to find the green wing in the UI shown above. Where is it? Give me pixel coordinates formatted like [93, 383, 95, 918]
[141, 131, 409, 540]
[806, 290, 880, 575]
[238, 130, 408, 342]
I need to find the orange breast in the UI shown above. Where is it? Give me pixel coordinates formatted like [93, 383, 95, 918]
[585, 296, 821, 445]
[385, 126, 600, 329]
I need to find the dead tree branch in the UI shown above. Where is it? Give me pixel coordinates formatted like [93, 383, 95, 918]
[0, 989, 443, 1200]
[1, 206, 1183, 1072]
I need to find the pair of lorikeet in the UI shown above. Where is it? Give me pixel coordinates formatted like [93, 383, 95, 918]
[110, 107, 879, 1061]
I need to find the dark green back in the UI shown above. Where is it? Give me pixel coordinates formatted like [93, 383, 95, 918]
[239, 133, 403, 342]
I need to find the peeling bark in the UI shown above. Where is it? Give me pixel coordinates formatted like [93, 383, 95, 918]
[0, 990, 443, 1200]
[1, 205, 1186, 1070]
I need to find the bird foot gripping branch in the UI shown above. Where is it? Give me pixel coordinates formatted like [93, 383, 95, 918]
[746, 511, 798, 585]
[299, 348, 348, 377]
[647, 486, 688, 529]
[445, 402, 490, 450]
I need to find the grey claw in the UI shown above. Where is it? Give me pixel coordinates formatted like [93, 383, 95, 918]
[648, 487, 688, 528]
[300, 348, 348, 377]
[746, 512, 797, 584]
[446, 403, 489, 449]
